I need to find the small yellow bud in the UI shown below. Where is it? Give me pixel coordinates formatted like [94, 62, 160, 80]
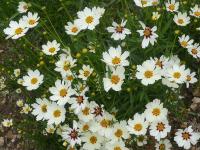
[76, 53, 81, 58]
[82, 48, 88, 53]
[175, 30, 180, 35]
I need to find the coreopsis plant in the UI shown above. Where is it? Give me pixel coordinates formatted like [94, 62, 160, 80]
[1, 0, 200, 150]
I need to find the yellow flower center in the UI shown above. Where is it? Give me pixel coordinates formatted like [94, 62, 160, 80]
[28, 19, 36, 25]
[115, 129, 123, 138]
[180, 41, 188, 48]
[134, 123, 143, 131]
[82, 124, 89, 131]
[59, 88, 67, 97]
[168, 4, 175, 11]
[152, 108, 161, 116]
[173, 72, 181, 79]
[144, 70, 153, 78]
[90, 136, 97, 144]
[178, 19, 184, 24]
[63, 62, 70, 71]
[141, 0, 147, 5]
[191, 48, 198, 55]
[67, 75, 74, 81]
[15, 28, 23, 35]
[31, 77, 38, 84]
[83, 70, 90, 77]
[186, 75, 191, 81]
[143, 27, 152, 37]
[194, 11, 200, 17]
[114, 147, 122, 150]
[82, 107, 90, 115]
[182, 132, 191, 140]
[49, 47, 56, 53]
[111, 75, 120, 84]
[100, 119, 111, 128]
[85, 16, 94, 24]
[71, 26, 78, 33]
[159, 144, 165, 150]
[53, 109, 61, 118]
[156, 122, 165, 132]
[115, 25, 123, 33]
[41, 104, 47, 113]
[156, 60, 163, 68]
[112, 57, 121, 65]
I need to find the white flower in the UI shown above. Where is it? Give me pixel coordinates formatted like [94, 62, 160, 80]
[45, 124, 56, 134]
[55, 54, 77, 77]
[2, 119, 13, 127]
[92, 7, 105, 18]
[21, 104, 32, 114]
[31, 98, 51, 121]
[46, 102, 66, 125]
[17, 1, 29, 13]
[22, 69, 44, 90]
[102, 46, 129, 67]
[127, 113, 148, 136]
[134, 0, 152, 7]
[49, 80, 75, 105]
[105, 141, 129, 150]
[16, 99, 24, 107]
[62, 121, 81, 147]
[81, 132, 103, 150]
[149, 119, 171, 141]
[187, 43, 200, 59]
[4, 20, 29, 39]
[162, 78, 179, 89]
[165, 0, 179, 12]
[78, 121, 92, 132]
[103, 66, 125, 92]
[137, 21, 158, 48]
[75, 7, 102, 30]
[178, 34, 194, 49]
[144, 99, 168, 123]
[136, 59, 161, 86]
[65, 21, 82, 35]
[107, 20, 131, 40]
[152, 12, 161, 21]
[155, 139, 172, 150]
[165, 64, 187, 84]
[136, 135, 148, 146]
[22, 12, 40, 28]
[14, 69, 21, 77]
[42, 40, 60, 55]
[190, 5, 200, 18]
[173, 12, 190, 26]
[185, 69, 198, 88]
[150, 0, 159, 6]
[78, 65, 93, 81]
[90, 101, 105, 120]
[174, 126, 200, 150]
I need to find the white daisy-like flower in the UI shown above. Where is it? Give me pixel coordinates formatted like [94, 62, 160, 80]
[103, 66, 125, 92]
[136, 135, 148, 147]
[105, 141, 129, 150]
[144, 99, 168, 123]
[152, 55, 169, 70]
[165, 64, 187, 84]
[106, 20, 131, 40]
[81, 132, 103, 150]
[134, 0, 152, 8]
[152, 12, 161, 21]
[149, 119, 171, 141]
[65, 21, 82, 35]
[78, 121, 92, 132]
[22, 12, 40, 28]
[136, 59, 161, 86]
[22, 69, 44, 91]
[62, 121, 81, 147]
[178, 34, 194, 49]
[185, 69, 198, 88]
[173, 12, 190, 26]
[174, 126, 200, 150]
[46, 102, 66, 125]
[78, 65, 93, 81]
[21, 104, 32, 114]
[161, 78, 179, 89]
[17, 1, 29, 13]
[31, 98, 51, 121]
[155, 139, 172, 150]
[150, 0, 159, 6]
[165, 0, 179, 12]
[4, 20, 29, 39]
[45, 124, 56, 134]
[14, 69, 21, 77]
[2, 119, 13, 127]
[190, 5, 200, 18]
[49, 80, 75, 105]
[77, 103, 94, 123]
[75, 7, 101, 30]
[90, 101, 105, 120]
[55, 54, 77, 77]
[42, 40, 60, 56]
[102, 46, 129, 67]
[137, 21, 158, 48]
[187, 43, 200, 59]
[127, 113, 148, 136]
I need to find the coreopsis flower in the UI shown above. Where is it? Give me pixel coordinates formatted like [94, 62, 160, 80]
[90, 101, 105, 120]
[42, 40, 60, 56]
[17, 1, 29, 13]
[144, 99, 168, 123]
[173, 12, 190, 26]
[102, 46, 129, 67]
[78, 121, 93, 133]
[103, 66, 125, 92]
[174, 126, 200, 149]
[190, 5, 200, 18]
[62, 121, 81, 147]
[149, 119, 171, 141]
[110, 120, 130, 142]
[136, 59, 161, 86]
[106, 20, 131, 40]
[152, 12, 161, 21]
[49, 80, 75, 105]
[4, 20, 29, 39]
[152, 55, 169, 70]
[78, 65, 93, 81]
[81, 132, 103, 150]
[105, 141, 129, 150]
[127, 113, 148, 136]
[22, 69, 44, 90]
[46, 102, 66, 125]
[21, 104, 32, 114]
[134, 0, 152, 7]
[185, 69, 197, 88]
[45, 124, 56, 134]
[155, 139, 172, 150]
[14, 69, 21, 77]
[137, 21, 158, 48]
[75, 7, 103, 30]
[136, 135, 148, 146]
[187, 43, 200, 58]
[65, 21, 82, 35]
[162, 78, 179, 89]
[55, 54, 77, 76]
[31, 98, 51, 121]
[16, 99, 24, 107]
[22, 12, 40, 28]
[165, 0, 179, 12]
[165, 64, 187, 84]
[178, 34, 194, 49]
[2, 119, 13, 127]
